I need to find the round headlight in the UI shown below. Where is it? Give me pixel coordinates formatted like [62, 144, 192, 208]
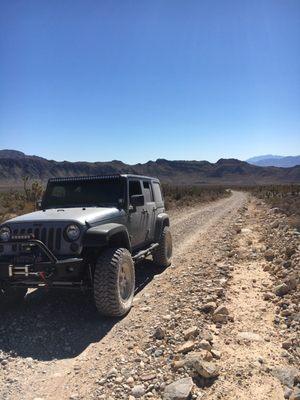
[65, 224, 80, 241]
[0, 226, 11, 242]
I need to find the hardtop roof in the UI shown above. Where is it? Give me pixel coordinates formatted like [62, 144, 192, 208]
[48, 174, 160, 183]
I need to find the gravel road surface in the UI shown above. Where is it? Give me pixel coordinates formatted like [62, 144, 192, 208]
[0, 192, 250, 399]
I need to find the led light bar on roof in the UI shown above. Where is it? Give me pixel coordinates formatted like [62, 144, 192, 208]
[48, 174, 122, 182]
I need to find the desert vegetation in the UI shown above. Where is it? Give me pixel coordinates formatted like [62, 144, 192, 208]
[0, 177, 43, 223]
[162, 184, 231, 210]
[246, 184, 300, 229]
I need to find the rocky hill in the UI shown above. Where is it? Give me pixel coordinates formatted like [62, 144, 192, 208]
[0, 150, 300, 187]
[247, 154, 300, 168]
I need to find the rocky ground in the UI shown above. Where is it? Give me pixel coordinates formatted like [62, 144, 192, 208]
[0, 191, 299, 400]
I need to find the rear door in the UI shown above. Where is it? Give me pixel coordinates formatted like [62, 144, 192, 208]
[151, 180, 165, 225]
[142, 180, 156, 242]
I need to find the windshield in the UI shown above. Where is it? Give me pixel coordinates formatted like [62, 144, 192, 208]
[42, 178, 125, 209]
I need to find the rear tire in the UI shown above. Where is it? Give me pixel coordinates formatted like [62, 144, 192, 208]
[0, 286, 27, 306]
[153, 226, 172, 267]
[93, 247, 135, 317]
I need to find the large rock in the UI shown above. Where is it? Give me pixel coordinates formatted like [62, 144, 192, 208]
[183, 326, 198, 340]
[163, 377, 193, 400]
[274, 283, 290, 297]
[200, 302, 217, 313]
[177, 341, 195, 354]
[271, 366, 299, 388]
[131, 385, 145, 398]
[212, 305, 230, 323]
[194, 360, 219, 378]
[184, 353, 219, 378]
[199, 339, 212, 351]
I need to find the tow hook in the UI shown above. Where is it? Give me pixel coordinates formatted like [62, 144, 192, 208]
[39, 271, 49, 288]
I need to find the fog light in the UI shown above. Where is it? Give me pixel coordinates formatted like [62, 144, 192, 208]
[70, 243, 79, 252]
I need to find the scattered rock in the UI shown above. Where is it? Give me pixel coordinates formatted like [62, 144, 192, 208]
[200, 302, 217, 313]
[107, 367, 118, 378]
[236, 331, 263, 343]
[290, 388, 300, 400]
[163, 377, 193, 400]
[131, 385, 146, 398]
[263, 292, 275, 301]
[271, 367, 299, 388]
[183, 326, 198, 340]
[211, 349, 221, 359]
[265, 249, 275, 261]
[198, 339, 212, 351]
[274, 283, 290, 297]
[212, 305, 230, 323]
[284, 387, 293, 399]
[177, 341, 195, 354]
[193, 360, 219, 378]
[286, 246, 296, 258]
[271, 220, 280, 229]
[153, 326, 165, 340]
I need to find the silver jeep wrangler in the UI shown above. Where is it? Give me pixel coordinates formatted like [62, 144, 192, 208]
[0, 174, 172, 316]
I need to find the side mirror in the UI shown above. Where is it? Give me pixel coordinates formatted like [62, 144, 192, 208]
[36, 200, 42, 210]
[130, 194, 145, 208]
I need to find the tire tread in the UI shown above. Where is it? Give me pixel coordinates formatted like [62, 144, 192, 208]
[94, 247, 134, 317]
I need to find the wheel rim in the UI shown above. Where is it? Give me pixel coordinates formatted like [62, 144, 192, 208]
[118, 260, 133, 301]
[166, 232, 172, 259]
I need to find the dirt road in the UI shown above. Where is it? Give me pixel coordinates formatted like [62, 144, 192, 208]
[0, 192, 298, 400]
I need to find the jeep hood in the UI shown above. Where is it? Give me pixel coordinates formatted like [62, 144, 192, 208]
[4, 207, 123, 226]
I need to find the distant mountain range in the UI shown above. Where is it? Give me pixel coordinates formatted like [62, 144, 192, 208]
[0, 149, 299, 188]
[246, 154, 300, 168]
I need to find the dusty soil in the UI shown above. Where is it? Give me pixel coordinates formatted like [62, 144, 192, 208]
[0, 192, 299, 400]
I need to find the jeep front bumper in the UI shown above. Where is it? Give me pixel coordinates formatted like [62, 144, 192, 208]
[0, 239, 84, 287]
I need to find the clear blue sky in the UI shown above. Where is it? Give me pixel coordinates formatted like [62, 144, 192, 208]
[0, 0, 299, 163]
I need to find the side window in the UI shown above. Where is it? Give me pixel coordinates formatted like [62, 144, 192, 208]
[152, 182, 163, 203]
[143, 181, 154, 203]
[129, 180, 142, 197]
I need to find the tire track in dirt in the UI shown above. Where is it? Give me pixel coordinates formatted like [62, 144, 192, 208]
[206, 199, 294, 400]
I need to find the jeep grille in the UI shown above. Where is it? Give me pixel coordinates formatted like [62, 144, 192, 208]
[12, 226, 63, 252]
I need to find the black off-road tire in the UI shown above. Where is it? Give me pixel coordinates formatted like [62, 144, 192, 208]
[93, 247, 135, 317]
[153, 226, 172, 267]
[0, 287, 27, 306]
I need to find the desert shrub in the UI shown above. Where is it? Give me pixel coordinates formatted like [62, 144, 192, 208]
[243, 184, 300, 230]
[0, 178, 44, 222]
[162, 184, 230, 210]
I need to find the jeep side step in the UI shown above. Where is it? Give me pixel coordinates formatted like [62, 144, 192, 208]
[133, 243, 159, 263]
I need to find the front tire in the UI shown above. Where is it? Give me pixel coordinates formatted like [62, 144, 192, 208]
[153, 226, 172, 267]
[93, 247, 135, 317]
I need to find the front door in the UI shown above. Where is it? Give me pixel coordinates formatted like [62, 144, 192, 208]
[127, 180, 148, 249]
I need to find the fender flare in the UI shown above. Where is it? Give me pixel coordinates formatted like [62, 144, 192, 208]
[154, 213, 170, 242]
[82, 223, 131, 251]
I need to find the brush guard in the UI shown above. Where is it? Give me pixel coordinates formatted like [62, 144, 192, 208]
[0, 239, 83, 288]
